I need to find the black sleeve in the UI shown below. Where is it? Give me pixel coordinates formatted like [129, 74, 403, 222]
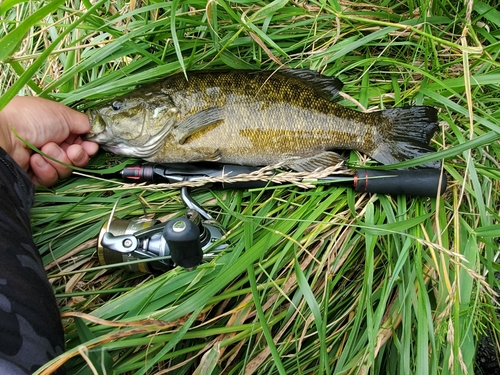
[0, 148, 65, 374]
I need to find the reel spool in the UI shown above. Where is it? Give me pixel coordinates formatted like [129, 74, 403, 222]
[97, 217, 161, 273]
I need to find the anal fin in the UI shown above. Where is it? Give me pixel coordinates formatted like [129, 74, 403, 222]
[286, 151, 346, 172]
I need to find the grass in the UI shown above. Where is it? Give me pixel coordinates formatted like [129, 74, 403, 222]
[1, 0, 500, 374]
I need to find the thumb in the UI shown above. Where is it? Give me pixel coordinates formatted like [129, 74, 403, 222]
[58, 105, 91, 135]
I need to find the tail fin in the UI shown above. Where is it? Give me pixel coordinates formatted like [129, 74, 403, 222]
[371, 106, 440, 168]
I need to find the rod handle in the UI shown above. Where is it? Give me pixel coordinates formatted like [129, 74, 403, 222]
[354, 169, 447, 197]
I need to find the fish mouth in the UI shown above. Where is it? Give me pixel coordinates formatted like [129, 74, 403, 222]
[84, 110, 106, 142]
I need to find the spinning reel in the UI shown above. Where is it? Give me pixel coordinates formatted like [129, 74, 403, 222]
[97, 187, 227, 273]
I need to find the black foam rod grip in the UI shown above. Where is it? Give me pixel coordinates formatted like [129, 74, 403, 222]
[354, 169, 447, 197]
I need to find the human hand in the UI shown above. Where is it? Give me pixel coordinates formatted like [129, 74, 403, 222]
[0, 96, 99, 186]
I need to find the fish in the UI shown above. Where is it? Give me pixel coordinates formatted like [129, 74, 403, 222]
[86, 69, 439, 172]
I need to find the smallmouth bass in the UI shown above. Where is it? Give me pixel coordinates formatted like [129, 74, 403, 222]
[86, 69, 439, 171]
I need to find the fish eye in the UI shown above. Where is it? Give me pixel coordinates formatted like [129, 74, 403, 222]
[111, 101, 123, 111]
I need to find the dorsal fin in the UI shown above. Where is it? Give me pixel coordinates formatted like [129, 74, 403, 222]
[277, 69, 344, 101]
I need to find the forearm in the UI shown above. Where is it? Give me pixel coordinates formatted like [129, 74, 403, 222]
[0, 148, 65, 374]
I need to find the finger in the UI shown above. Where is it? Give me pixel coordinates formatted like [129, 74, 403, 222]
[37, 97, 91, 136]
[40, 142, 73, 180]
[65, 144, 89, 167]
[61, 108, 91, 135]
[60, 137, 99, 157]
[61, 133, 81, 146]
[81, 140, 100, 157]
[30, 154, 59, 187]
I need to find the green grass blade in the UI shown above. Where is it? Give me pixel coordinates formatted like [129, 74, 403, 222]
[0, 0, 108, 110]
[170, 0, 187, 77]
[0, 0, 64, 62]
[247, 264, 287, 375]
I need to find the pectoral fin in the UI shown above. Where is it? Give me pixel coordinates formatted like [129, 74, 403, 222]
[173, 107, 224, 144]
[286, 151, 346, 172]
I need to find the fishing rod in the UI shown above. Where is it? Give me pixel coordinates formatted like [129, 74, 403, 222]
[97, 163, 446, 274]
[120, 163, 447, 198]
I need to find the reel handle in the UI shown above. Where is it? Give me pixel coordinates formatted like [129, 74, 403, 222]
[163, 217, 204, 271]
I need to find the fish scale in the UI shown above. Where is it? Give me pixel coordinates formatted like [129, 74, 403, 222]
[86, 69, 440, 171]
[161, 72, 363, 161]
